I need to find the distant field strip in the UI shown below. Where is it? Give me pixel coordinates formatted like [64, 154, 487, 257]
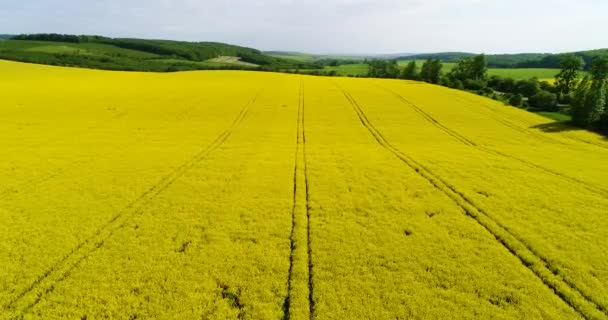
[1, 60, 607, 319]
[2, 91, 260, 316]
[336, 81, 606, 319]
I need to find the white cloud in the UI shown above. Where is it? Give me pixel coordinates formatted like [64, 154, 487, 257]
[0, 0, 606, 53]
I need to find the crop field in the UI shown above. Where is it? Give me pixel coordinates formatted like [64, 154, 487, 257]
[399, 60, 562, 80]
[323, 63, 370, 76]
[1, 60, 608, 319]
[321, 61, 559, 79]
[485, 68, 561, 80]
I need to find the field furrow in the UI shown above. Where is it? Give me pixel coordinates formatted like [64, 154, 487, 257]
[302, 77, 580, 319]
[6, 75, 301, 319]
[337, 83, 606, 319]
[377, 84, 608, 198]
[2, 60, 607, 319]
[2, 90, 260, 317]
[336, 77, 608, 316]
[285, 81, 312, 320]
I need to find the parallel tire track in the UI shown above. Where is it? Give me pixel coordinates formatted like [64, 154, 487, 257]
[450, 91, 571, 145]
[1, 92, 261, 316]
[336, 83, 607, 320]
[449, 90, 608, 151]
[284, 80, 312, 320]
[568, 136, 608, 150]
[380, 85, 608, 198]
[303, 83, 314, 320]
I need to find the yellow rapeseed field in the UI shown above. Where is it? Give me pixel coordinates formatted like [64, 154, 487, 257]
[1, 60, 607, 319]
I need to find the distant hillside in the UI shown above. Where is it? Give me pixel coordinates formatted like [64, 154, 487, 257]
[1, 34, 319, 72]
[398, 52, 476, 62]
[0, 34, 13, 40]
[265, 51, 316, 62]
[399, 50, 608, 70]
[265, 51, 415, 61]
[517, 49, 608, 69]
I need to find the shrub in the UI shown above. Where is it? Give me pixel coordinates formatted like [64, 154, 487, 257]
[529, 90, 558, 111]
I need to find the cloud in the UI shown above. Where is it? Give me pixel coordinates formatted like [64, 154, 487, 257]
[0, 0, 606, 53]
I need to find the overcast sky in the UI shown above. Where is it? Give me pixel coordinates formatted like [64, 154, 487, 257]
[1, 0, 606, 54]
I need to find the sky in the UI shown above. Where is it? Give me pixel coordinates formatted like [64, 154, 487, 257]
[0, 0, 606, 54]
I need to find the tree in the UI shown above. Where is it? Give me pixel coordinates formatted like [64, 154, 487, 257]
[509, 94, 524, 107]
[514, 79, 540, 97]
[401, 61, 419, 80]
[590, 57, 608, 124]
[555, 54, 583, 95]
[470, 54, 488, 80]
[571, 57, 608, 126]
[499, 77, 516, 92]
[368, 59, 399, 78]
[529, 90, 558, 111]
[463, 79, 485, 90]
[571, 76, 593, 125]
[420, 59, 442, 84]
[449, 54, 487, 82]
[385, 60, 400, 79]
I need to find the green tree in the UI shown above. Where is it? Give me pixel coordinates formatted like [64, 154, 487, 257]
[529, 90, 558, 111]
[470, 54, 488, 80]
[514, 79, 540, 97]
[555, 54, 583, 95]
[449, 54, 487, 82]
[401, 61, 419, 80]
[421, 59, 442, 84]
[571, 57, 608, 126]
[509, 94, 524, 107]
[386, 60, 400, 78]
[571, 76, 593, 125]
[368, 59, 399, 78]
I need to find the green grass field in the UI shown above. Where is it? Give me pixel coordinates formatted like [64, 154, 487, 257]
[535, 111, 573, 122]
[487, 68, 561, 80]
[398, 60, 559, 80]
[321, 59, 565, 80]
[323, 63, 369, 76]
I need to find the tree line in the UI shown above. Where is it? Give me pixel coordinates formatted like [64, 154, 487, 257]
[363, 54, 608, 131]
[400, 51, 608, 70]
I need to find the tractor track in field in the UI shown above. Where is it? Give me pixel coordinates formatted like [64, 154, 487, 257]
[283, 80, 314, 320]
[567, 136, 608, 150]
[1, 92, 261, 316]
[378, 85, 608, 198]
[450, 90, 608, 151]
[336, 82, 607, 320]
[303, 84, 314, 320]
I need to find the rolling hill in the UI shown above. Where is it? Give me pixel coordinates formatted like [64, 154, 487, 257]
[1, 60, 607, 319]
[0, 34, 319, 72]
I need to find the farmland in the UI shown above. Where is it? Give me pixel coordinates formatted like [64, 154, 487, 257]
[314, 60, 562, 79]
[398, 60, 562, 80]
[1, 60, 608, 319]
[0, 38, 318, 72]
